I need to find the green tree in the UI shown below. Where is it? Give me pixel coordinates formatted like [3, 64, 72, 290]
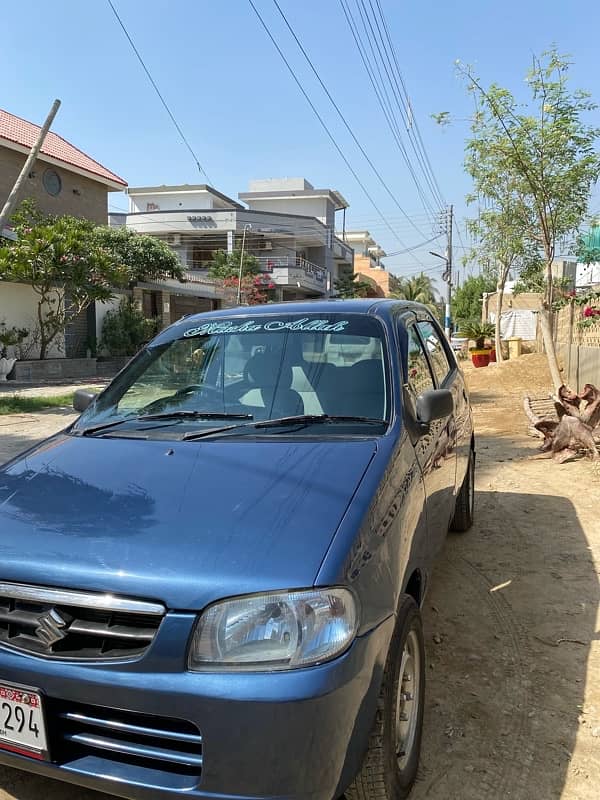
[452, 274, 496, 327]
[0, 202, 186, 359]
[208, 249, 260, 280]
[94, 226, 184, 284]
[333, 271, 373, 298]
[100, 298, 157, 356]
[444, 49, 600, 389]
[464, 198, 539, 360]
[0, 202, 122, 359]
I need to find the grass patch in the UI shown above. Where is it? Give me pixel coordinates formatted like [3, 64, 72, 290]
[0, 393, 76, 415]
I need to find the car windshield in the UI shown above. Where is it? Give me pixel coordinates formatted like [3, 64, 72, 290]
[73, 312, 390, 439]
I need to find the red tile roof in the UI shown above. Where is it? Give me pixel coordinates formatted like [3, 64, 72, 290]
[0, 108, 127, 188]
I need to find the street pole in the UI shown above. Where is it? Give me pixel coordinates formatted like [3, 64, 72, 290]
[0, 99, 61, 235]
[237, 223, 251, 305]
[444, 204, 453, 338]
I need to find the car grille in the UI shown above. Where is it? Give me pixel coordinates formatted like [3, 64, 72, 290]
[48, 698, 203, 783]
[0, 582, 165, 660]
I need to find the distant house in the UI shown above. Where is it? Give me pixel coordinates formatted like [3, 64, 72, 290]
[0, 108, 127, 358]
[338, 230, 390, 296]
[119, 178, 355, 327]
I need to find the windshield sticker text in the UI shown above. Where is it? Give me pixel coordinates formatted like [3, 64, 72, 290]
[183, 318, 350, 337]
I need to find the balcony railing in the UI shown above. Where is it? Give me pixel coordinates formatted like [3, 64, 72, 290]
[255, 255, 326, 279]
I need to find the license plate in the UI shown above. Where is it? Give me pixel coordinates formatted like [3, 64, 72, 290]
[0, 683, 47, 759]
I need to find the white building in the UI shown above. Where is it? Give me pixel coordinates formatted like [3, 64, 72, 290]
[120, 178, 354, 324]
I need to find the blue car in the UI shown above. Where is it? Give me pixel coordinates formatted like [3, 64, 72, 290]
[0, 299, 474, 800]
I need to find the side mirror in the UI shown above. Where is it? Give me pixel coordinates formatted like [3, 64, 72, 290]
[416, 388, 453, 425]
[73, 389, 97, 413]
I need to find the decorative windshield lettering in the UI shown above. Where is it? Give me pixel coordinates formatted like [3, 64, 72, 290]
[183, 318, 350, 337]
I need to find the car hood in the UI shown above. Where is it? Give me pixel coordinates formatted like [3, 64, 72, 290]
[0, 434, 376, 610]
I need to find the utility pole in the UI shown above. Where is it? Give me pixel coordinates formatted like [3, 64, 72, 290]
[444, 204, 453, 338]
[0, 99, 61, 236]
[237, 223, 252, 305]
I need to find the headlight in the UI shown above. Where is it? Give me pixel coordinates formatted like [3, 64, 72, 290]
[188, 587, 358, 672]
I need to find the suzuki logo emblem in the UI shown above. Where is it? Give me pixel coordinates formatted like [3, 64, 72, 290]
[35, 608, 69, 647]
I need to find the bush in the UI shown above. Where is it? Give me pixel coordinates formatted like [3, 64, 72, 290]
[100, 299, 157, 357]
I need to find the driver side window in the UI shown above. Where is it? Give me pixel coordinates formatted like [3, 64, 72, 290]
[404, 326, 435, 415]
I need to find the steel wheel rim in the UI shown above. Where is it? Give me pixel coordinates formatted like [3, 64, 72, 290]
[395, 628, 421, 770]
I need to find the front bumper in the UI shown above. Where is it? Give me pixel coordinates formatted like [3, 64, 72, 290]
[0, 614, 394, 800]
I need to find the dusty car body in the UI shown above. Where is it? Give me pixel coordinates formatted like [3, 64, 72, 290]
[0, 299, 474, 800]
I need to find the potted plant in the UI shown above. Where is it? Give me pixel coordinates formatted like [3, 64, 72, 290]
[457, 321, 495, 367]
[0, 323, 29, 381]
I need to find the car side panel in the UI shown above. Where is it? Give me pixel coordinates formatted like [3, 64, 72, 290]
[316, 427, 428, 635]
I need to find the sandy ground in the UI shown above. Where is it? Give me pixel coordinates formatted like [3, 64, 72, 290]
[0, 354, 598, 800]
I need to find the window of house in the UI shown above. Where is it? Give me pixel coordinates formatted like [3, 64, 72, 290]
[42, 169, 62, 196]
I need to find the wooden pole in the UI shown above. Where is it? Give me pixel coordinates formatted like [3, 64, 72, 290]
[0, 99, 61, 235]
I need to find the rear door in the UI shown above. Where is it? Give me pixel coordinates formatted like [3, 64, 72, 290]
[400, 316, 458, 557]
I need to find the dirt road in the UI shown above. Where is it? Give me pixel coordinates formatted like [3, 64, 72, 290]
[0, 355, 598, 800]
[412, 355, 599, 800]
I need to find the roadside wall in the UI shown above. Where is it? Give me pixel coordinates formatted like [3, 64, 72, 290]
[554, 298, 600, 388]
[0, 282, 64, 358]
[484, 291, 543, 318]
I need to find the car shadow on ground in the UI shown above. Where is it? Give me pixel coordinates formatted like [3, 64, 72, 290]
[411, 489, 598, 800]
[474, 431, 545, 466]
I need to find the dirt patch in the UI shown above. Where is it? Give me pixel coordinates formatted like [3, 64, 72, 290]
[411, 354, 600, 800]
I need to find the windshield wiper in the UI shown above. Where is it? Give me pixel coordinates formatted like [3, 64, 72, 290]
[138, 411, 253, 421]
[77, 411, 252, 437]
[254, 414, 386, 429]
[182, 414, 386, 441]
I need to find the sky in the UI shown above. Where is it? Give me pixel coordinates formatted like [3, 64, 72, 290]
[2, 0, 600, 285]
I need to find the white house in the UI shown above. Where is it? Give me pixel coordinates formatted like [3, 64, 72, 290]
[121, 178, 354, 324]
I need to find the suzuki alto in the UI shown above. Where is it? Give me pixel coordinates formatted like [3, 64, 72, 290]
[0, 299, 474, 800]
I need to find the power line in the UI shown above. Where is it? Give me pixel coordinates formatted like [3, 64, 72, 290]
[385, 233, 443, 257]
[106, 0, 211, 183]
[340, 0, 439, 221]
[372, 0, 446, 209]
[246, 0, 426, 268]
[355, 0, 443, 213]
[270, 0, 428, 241]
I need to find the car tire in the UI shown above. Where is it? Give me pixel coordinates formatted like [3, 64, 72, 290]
[346, 596, 425, 800]
[450, 447, 475, 532]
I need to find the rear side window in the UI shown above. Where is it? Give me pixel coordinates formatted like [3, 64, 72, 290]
[416, 320, 453, 386]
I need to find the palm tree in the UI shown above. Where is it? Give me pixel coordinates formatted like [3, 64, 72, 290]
[390, 272, 437, 307]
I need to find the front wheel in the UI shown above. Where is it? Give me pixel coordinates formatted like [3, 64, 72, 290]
[346, 596, 425, 800]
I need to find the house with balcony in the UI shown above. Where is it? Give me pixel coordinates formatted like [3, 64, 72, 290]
[121, 178, 354, 325]
[338, 230, 390, 296]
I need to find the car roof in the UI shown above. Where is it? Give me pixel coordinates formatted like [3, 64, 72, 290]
[177, 298, 430, 325]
